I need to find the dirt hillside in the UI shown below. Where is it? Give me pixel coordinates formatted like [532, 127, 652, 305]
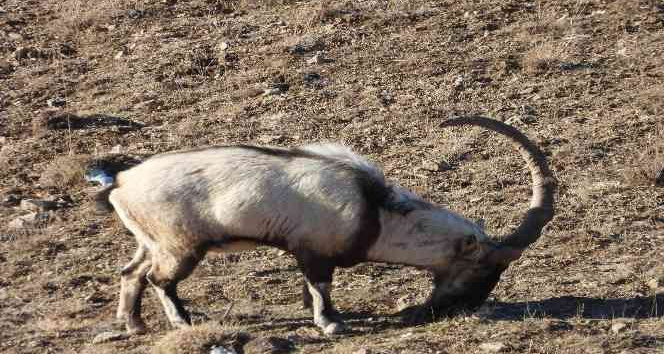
[1, 0, 663, 353]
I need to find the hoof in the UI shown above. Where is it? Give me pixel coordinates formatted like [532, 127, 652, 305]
[323, 322, 346, 335]
[401, 305, 434, 325]
[126, 322, 147, 335]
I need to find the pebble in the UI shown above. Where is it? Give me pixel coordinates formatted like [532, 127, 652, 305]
[422, 160, 451, 172]
[353, 350, 371, 354]
[47, 97, 66, 107]
[19, 199, 59, 212]
[479, 342, 506, 353]
[92, 331, 128, 344]
[1, 194, 20, 207]
[306, 51, 329, 65]
[210, 346, 237, 354]
[8, 32, 23, 41]
[647, 277, 663, 290]
[611, 321, 628, 333]
[218, 41, 230, 51]
[7, 212, 50, 230]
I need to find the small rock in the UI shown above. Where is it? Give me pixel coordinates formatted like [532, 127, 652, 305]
[46, 97, 66, 108]
[7, 212, 50, 230]
[8, 32, 23, 41]
[92, 331, 128, 344]
[218, 41, 230, 51]
[395, 294, 417, 312]
[263, 88, 283, 96]
[479, 342, 506, 353]
[422, 160, 451, 172]
[453, 75, 464, 89]
[244, 336, 294, 353]
[289, 36, 323, 55]
[210, 346, 237, 354]
[127, 9, 144, 19]
[1, 194, 20, 207]
[303, 72, 321, 84]
[85, 291, 109, 304]
[611, 321, 628, 333]
[14, 46, 43, 61]
[114, 51, 125, 60]
[19, 199, 59, 212]
[647, 277, 663, 290]
[352, 350, 371, 354]
[306, 51, 330, 65]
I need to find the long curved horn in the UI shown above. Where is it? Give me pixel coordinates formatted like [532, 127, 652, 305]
[440, 115, 556, 249]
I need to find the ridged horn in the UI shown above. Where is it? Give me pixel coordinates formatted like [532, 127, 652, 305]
[440, 115, 556, 249]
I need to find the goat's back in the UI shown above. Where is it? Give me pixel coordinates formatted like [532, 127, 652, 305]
[109, 146, 374, 256]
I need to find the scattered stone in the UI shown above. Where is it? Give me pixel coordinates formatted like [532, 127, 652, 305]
[127, 9, 144, 19]
[422, 160, 451, 172]
[7, 212, 50, 230]
[244, 336, 294, 353]
[453, 75, 464, 89]
[13, 46, 45, 61]
[263, 88, 283, 96]
[47, 97, 66, 108]
[303, 72, 321, 84]
[8, 32, 23, 41]
[114, 50, 125, 60]
[655, 168, 664, 186]
[395, 294, 418, 312]
[1, 194, 20, 207]
[647, 277, 663, 290]
[289, 36, 323, 55]
[306, 51, 330, 65]
[210, 346, 237, 354]
[352, 350, 371, 354]
[479, 342, 506, 353]
[19, 199, 59, 212]
[92, 331, 128, 344]
[611, 321, 628, 333]
[218, 41, 230, 52]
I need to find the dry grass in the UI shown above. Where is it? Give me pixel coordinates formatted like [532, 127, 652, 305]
[625, 126, 664, 187]
[39, 154, 91, 190]
[522, 42, 569, 75]
[151, 322, 249, 354]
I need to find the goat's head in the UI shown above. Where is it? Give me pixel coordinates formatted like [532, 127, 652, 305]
[402, 116, 556, 323]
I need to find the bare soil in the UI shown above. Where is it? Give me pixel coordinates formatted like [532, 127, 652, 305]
[1, 0, 663, 353]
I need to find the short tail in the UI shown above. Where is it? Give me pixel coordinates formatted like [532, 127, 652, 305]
[94, 183, 118, 214]
[86, 154, 143, 214]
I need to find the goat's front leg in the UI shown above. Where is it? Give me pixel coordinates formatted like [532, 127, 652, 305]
[297, 254, 346, 335]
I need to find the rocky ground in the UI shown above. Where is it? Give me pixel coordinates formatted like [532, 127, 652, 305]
[1, 0, 663, 353]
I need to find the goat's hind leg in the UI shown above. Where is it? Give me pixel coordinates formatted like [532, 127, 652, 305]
[147, 250, 202, 329]
[117, 245, 151, 334]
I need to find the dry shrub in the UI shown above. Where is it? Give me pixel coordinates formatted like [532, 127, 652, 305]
[48, 0, 143, 39]
[39, 155, 91, 190]
[522, 42, 568, 74]
[152, 322, 249, 354]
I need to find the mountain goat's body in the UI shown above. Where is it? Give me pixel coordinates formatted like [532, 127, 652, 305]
[101, 116, 556, 336]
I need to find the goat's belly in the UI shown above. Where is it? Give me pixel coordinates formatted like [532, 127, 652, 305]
[208, 240, 259, 254]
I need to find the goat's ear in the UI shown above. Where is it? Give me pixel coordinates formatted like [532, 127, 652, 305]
[486, 247, 523, 267]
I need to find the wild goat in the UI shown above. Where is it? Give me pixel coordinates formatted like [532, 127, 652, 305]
[95, 116, 555, 335]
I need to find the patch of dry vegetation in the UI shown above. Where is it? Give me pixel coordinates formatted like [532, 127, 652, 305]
[152, 323, 249, 354]
[39, 154, 91, 190]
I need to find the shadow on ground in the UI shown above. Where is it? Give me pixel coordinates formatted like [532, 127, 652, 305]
[490, 294, 664, 320]
[45, 113, 144, 132]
